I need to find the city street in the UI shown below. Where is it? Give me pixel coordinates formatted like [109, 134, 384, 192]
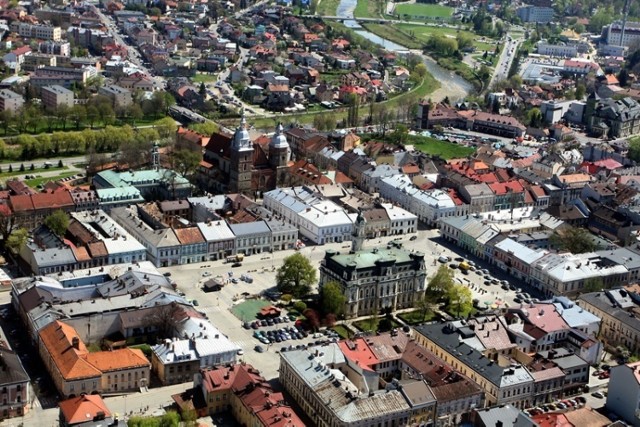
[0, 228, 610, 426]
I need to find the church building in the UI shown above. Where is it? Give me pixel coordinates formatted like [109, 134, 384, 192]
[200, 116, 291, 195]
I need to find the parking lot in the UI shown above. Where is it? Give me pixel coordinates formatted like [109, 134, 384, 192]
[159, 228, 555, 380]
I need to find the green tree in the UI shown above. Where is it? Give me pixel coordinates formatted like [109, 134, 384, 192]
[6, 228, 28, 254]
[415, 296, 432, 322]
[413, 63, 428, 79]
[292, 301, 307, 313]
[456, 32, 474, 51]
[550, 226, 596, 254]
[425, 264, 455, 304]
[527, 107, 543, 127]
[320, 281, 346, 316]
[44, 210, 70, 236]
[189, 121, 219, 135]
[588, 7, 614, 33]
[584, 277, 604, 293]
[172, 149, 201, 180]
[629, 139, 640, 162]
[447, 284, 473, 318]
[575, 83, 586, 100]
[276, 252, 317, 298]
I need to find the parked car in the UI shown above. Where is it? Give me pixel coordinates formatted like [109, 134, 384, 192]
[591, 391, 604, 399]
[255, 345, 265, 353]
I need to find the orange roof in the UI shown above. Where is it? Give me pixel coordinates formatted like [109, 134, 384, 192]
[338, 339, 379, 371]
[59, 394, 111, 425]
[38, 321, 101, 381]
[83, 348, 149, 372]
[558, 173, 591, 184]
[605, 74, 620, 85]
[174, 227, 205, 245]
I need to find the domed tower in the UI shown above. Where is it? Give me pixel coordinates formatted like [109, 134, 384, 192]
[229, 114, 254, 194]
[269, 123, 291, 186]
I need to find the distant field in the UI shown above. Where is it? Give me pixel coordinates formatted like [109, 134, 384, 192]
[395, 3, 454, 18]
[395, 23, 497, 51]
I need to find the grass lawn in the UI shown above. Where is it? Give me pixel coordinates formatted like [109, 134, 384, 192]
[0, 165, 67, 180]
[410, 135, 475, 159]
[354, 0, 382, 19]
[397, 309, 437, 325]
[316, 0, 341, 15]
[362, 23, 423, 49]
[394, 23, 496, 52]
[444, 304, 477, 319]
[192, 73, 217, 83]
[353, 317, 400, 332]
[25, 171, 77, 188]
[332, 324, 353, 339]
[87, 343, 102, 353]
[231, 299, 271, 322]
[395, 3, 453, 19]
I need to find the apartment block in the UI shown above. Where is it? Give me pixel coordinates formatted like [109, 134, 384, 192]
[41, 85, 74, 110]
[0, 89, 24, 113]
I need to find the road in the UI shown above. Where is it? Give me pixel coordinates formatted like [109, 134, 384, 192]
[487, 33, 522, 91]
[0, 227, 611, 427]
[90, 4, 165, 90]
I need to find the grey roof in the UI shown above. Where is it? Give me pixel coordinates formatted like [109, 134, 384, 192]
[578, 291, 640, 333]
[109, 206, 181, 248]
[279, 344, 410, 423]
[597, 247, 640, 271]
[475, 404, 537, 427]
[265, 219, 298, 234]
[414, 323, 505, 386]
[228, 220, 270, 236]
[546, 353, 588, 370]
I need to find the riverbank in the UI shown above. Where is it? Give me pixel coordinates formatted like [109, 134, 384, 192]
[225, 72, 440, 130]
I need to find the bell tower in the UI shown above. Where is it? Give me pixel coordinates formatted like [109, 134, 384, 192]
[229, 114, 254, 194]
[269, 123, 291, 186]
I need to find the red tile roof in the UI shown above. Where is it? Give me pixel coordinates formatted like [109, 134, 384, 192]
[59, 394, 111, 425]
[38, 321, 101, 381]
[338, 339, 379, 371]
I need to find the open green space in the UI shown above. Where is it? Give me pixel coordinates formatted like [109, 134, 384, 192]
[395, 3, 453, 19]
[231, 299, 270, 322]
[362, 23, 423, 49]
[353, 316, 400, 332]
[410, 135, 475, 159]
[354, 0, 383, 19]
[395, 23, 497, 51]
[397, 309, 437, 325]
[0, 165, 67, 180]
[316, 0, 341, 15]
[25, 171, 77, 188]
[192, 73, 217, 83]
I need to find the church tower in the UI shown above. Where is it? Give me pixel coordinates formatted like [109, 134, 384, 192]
[229, 114, 254, 194]
[269, 123, 291, 186]
[352, 210, 366, 252]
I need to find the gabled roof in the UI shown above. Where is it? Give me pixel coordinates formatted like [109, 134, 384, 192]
[38, 321, 101, 381]
[59, 394, 111, 425]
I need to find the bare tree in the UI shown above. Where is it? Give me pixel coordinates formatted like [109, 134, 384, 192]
[144, 303, 182, 339]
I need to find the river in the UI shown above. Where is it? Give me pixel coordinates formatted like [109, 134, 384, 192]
[334, 0, 472, 102]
